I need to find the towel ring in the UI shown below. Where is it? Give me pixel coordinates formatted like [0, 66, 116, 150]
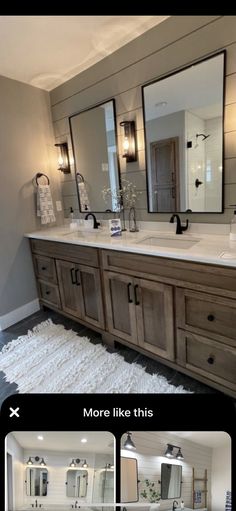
[76, 172, 84, 183]
[35, 172, 50, 185]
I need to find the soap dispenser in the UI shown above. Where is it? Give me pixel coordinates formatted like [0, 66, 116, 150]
[181, 500, 184, 509]
[230, 206, 236, 240]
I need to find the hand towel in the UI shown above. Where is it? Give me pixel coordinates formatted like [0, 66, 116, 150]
[37, 184, 56, 224]
[78, 181, 90, 211]
[225, 490, 231, 511]
[194, 490, 202, 504]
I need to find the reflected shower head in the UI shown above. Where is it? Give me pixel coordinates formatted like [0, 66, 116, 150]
[196, 133, 210, 140]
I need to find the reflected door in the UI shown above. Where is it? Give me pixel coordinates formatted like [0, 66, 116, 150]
[150, 137, 179, 211]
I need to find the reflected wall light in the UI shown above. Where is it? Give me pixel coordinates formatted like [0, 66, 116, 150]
[164, 444, 184, 460]
[55, 142, 70, 173]
[120, 121, 137, 162]
[123, 431, 136, 450]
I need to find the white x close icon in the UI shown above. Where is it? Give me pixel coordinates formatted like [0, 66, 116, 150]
[9, 407, 20, 418]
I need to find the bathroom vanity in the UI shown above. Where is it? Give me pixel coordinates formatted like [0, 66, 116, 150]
[27, 228, 236, 397]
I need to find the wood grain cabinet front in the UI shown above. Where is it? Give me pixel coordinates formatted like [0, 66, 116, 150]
[103, 271, 175, 360]
[56, 259, 104, 329]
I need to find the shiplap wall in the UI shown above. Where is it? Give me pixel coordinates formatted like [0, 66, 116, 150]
[121, 431, 212, 511]
[50, 15, 236, 224]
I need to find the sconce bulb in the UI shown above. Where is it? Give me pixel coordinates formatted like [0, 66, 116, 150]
[123, 138, 129, 151]
[27, 457, 33, 465]
[82, 460, 88, 468]
[58, 156, 63, 167]
[70, 459, 76, 467]
[40, 458, 46, 466]
[123, 432, 136, 450]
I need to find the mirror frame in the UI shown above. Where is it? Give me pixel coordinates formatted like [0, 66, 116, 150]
[66, 468, 88, 498]
[141, 50, 226, 214]
[120, 457, 139, 503]
[69, 98, 121, 214]
[160, 463, 182, 500]
[25, 467, 48, 497]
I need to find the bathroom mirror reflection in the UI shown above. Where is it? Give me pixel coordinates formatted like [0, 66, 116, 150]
[161, 463, 182, 499]
[26, 467, 48, 496]
[142, 51, 225, 213]
[120, 457, 138, 502]
[66, 469, 88, 497]
[92, 454, 115, 503]
[69, 99, 120, 213]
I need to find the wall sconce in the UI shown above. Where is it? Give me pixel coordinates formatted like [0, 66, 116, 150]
[164, 444, 184, 460]
[69, 458, 88, 468]
[26, 456, 47, 466]
[120, 121, 137, 162]
[123, 431, 136, 450]
[55, 142, 70, 173]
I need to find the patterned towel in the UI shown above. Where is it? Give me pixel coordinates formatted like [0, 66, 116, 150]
[37, 184, 56, 224]
[194, 490, 202, 504]
[78, 181, 90, 211]
[225, 490, 231, 511]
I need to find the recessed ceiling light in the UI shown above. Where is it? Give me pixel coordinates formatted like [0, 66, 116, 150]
[81, 438, 87, 443]
[37, 435, 44, 441]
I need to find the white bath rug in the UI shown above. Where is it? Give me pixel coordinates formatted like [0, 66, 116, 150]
[0, 319, 191, 394]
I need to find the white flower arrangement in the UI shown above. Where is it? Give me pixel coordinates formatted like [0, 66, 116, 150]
[102, 178, 142, 211]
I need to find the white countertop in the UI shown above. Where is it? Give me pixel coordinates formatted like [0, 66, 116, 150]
[25, 224, 236, 268]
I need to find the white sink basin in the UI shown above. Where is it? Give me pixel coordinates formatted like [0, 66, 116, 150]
[135, 236, 200, 249]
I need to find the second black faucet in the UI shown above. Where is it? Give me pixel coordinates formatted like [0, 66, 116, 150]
[170, 214, 189, 235]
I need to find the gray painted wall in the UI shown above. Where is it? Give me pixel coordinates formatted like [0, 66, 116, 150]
[50, 15, 236, 224]
[0, 75, 63, 317]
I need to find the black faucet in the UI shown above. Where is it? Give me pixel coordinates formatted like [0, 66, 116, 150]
[84, 212, 100, 229]
[172, 501, 179, 511]
[170, 214, 189, 234]
[35, 501, 38, 508]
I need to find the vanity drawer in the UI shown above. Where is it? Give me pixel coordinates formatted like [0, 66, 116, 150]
[177, 329, 236, 391]
[33, 254, 57, 283]
[176, 288, 236, 343]
[38, 280, 61, 308]
[30, 239, 99, 267]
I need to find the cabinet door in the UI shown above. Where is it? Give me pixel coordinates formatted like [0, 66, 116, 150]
[56, 260, 82, 318]
[103, 271, 137, 343]
[135, 278, 175, 360]
[79, 265, 104, 329]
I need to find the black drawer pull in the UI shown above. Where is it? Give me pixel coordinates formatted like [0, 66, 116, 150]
[41, 266, 47, 271]
[70, 268, 76, 285]
[207, 314, 215, 322]
[127, 283, 133, 303]
[207, 356, 214, 365]
[45, 290, 50, 295]
[75, 269, 80, 286]
[134, 284, 140, 306]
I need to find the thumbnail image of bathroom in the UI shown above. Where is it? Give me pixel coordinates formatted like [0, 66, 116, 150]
[5, 431, 115, 511]
[120, 431, 231, 511]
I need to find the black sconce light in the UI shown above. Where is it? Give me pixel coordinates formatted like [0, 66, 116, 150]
[55, 142, 70, 173]
[69, 458, 89, 468]
[26, 456, 47, 466]
[123, 431, 136, 450]
[164, 444, 184, 460]
[120, 121, 137, 162]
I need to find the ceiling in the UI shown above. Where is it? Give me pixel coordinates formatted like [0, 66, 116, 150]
[167, 431, 231, 448]
[0, 16, 168, 91]
[11, 431, 114, 452]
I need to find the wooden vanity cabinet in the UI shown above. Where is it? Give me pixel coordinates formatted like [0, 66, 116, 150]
[103, 271, 175, 360]
[31, 239, 104, 330]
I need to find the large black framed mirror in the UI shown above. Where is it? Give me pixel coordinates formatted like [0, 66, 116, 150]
[142, 51, 225, 213]
[69, 99, 120, 213]
[161, 463, 182, 499]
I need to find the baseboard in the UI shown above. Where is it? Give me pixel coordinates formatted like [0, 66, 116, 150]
[0, 299, 40, 331]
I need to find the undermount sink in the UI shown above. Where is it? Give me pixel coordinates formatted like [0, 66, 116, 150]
[135, 236, 200, 249]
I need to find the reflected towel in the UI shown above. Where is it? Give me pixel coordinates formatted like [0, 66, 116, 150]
[37, 184, 56, 224]
[78, 181, 90, 211]
[194, 490, 202, 504]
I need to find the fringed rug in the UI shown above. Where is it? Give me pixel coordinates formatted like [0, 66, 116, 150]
[0, 319, 191, 393]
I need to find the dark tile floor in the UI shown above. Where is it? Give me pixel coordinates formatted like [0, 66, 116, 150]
[0, 308, 219, 406]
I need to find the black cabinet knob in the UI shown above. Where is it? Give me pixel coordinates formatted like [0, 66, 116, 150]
[41, 266, 46, 270]
[207, 314, 215, 322]
[46, 290, 50, 295]
[207, 356, 214, 365]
